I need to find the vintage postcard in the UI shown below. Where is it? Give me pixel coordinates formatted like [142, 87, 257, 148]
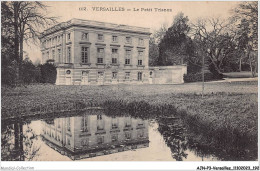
[1, 1, 258, 170]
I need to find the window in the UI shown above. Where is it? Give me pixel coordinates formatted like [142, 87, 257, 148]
[58, 49, 61, 63]
[82, 33, 88, 40]
[67, 33, 71, 41]
[81, 139, 89, 146]
[112, 35, 118, 42]
[47, 52, 49, 59]
[138, 60, 143, 66]
[52, 50, 55, 60]
[57, 36, 60, 44]
[126, 37, 131, 44]
[97, 72, 104, 79]
[138, 72, 142, 81]
[112, 72, 117, 79]
[112, 49, 118, 64]
[97, 115, 102, 120]
[112, 118, 118, 129]
[67, 47, 71, 63]
[97, 136, 104, 144]
[138, 51, 143, 66]
[98, 34, 104, 41]
[138, 131, 144, 138]
[111, 134, 118, 142]
[112, 58, 117, 64]
[67, 138, 70, 145]
[97, 48, 104, 64]
[125, 59, 130, 65]
[125, 132, 131, 140]
[125, 72, 130, 80]
[125, 50, 131, 65]
[57, 119, 61, 128]
[97, 58, 103, 64]
[67, 118, 71, 132]
[138, 38, 144, 46]
[81, 115, 88, 132]
[81, 47, 88, 63]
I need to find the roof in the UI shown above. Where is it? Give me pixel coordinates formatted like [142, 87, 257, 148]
[40, 18, 151, 38]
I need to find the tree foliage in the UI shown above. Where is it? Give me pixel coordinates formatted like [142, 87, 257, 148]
[158, 12, 193, 66]
[1, 2, 57, 85]
[233, 1, 258, 77]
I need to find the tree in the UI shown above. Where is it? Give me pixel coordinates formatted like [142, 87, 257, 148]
[153, 22, 168, 44]
[2, 2, 57, 83]
[39, 62, 57, 84]
[191, 17, 236, 75]
[20, 58, 38, 85]
[158, 12, 192, 66]
[233, 1, 258, 77]
[149, 37, 159, 66]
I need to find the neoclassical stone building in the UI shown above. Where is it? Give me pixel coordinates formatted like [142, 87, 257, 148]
[39, 19, 151, 85]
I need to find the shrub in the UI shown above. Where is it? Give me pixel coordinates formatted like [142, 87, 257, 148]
[39, 63, 57, 84]
[184, 72, 213, 83]
[1, 62, 17, 87]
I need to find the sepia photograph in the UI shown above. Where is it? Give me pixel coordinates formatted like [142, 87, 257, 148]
[1, 0, 258, 170]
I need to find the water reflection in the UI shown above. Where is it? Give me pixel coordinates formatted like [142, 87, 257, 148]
[157, 117, 188, 161]
[1, 122, 40, 161]
[2, 109, 255, 161]
[41, 114, 149, 160]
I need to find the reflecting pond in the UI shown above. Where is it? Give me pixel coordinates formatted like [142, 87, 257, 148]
[1, 110, 256, 161]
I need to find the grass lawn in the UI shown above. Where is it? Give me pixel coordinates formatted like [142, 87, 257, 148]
[1, 81, 258, 138]
[223, 71, 258, 78]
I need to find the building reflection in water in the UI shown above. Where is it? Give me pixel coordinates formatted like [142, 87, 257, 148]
[41, 113, 149, 160]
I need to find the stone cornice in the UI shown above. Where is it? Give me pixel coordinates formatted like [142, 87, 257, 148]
[40, 18, 151, 38]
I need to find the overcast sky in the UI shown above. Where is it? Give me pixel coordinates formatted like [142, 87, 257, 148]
[24, 1, 239, 63]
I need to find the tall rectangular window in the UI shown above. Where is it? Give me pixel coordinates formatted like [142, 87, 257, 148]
[111, 134, 118, 142]
[67, 47, 71, 63]
[52, 50, 55, 60]
[97, 136, 104, 144]
[97, 114, 104, 131]
[125, 50, 131, 65]
[125, 72, 130, 80]
[138, 38, 144, 46]
[138, 60, 143, 66]
[126, 37, 131, 44]
[112, 35, 118, 42]
[67, 118, 71, 132]
[81, 115, 88, 132]
[57, 36, 60, 44]
[112, 72, 117, 79]
[97, 48, 104, 64]
[82, 33, 88, 40]
[125, 132, 131, 140]
[138, 72, 142, 81]
[67, 33, 71, 41]
[58, 49, 61, 63]
[138, 51, 143, 65]
[112, 49, 118, 64]
[98, 34, 104, 41]
[81, 47, 88, 63]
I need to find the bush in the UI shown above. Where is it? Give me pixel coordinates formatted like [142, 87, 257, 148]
[39, 63, 57, 84]
[20, 59, 38, 85]
[1, 62, 17, 87]
[184, 72, 214, 83]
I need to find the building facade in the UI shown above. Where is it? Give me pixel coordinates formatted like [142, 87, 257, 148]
[39, 19, 151, 85]
[41, 112, 149, 160]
